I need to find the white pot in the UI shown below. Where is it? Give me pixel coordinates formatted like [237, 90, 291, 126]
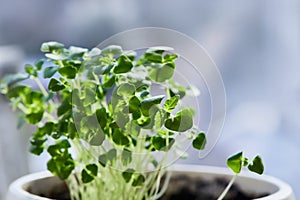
[6, 165, 294, 200]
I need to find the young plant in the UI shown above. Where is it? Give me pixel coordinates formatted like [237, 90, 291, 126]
[218, 152, 264, 200]
[0, 42, 263, 200]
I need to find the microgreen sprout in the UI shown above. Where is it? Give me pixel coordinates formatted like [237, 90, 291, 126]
[0, 41, 264, 200]
[218, 151, 264, 200]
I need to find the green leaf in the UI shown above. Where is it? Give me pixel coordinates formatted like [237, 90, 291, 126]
[113, 55, 133, 74]
[147, 46, 174, 53]
[168, 80, 186, 98]
[89, 132, 105, 146]
[96, 108, 107, 129]
[69, 46, 88, 59]
[102, 45, 122, 57]
[24, 90, 43, 105]
[144, 52, 163, 63]
[227, 151, 243, 174]
[132, 174, 145, 187]
[164, 54, 178, 62]
[25, 111, 44, 124]
[165, 109, 194, 132]
[122, 149, 132, 166]
[39, 122, 56, 135]
[83, 87, 96, 107]
[151, 136, 175, 151]
[41, 41, 64, 52]
[57, 100, 71, 117]
[30, 145, 44, 156]
[30, 129, 47, 155]
[47, 155, 75, 180]
[81, 168, 94, 183]
[45, 53, 68, 60]
[25, 64, 37, 76]
[57, 120, 68, 135]
[46, 140, 74, 180]
[154, 110, 167, 130]
[58, 66, 77, 79]
[86, 163, 98, 176]
[124, 50, 136, 61]
[117, 83, 135, 96]
[6, 85, 30, 99]
[149, 62, 175, 82]
[93, 65, 113, 75]
[98, 149, 117, 167]
[1, 73, 29, 89]
[67, 122, 78, 139]
[122, 168, 134, 183]
[134, 115, 151, 127]
[164, 95, 179, 112]
[86, 48, 101, 57]
[47, 140, 71, 156]
[243, 157, 249, 167]
[48, 78, 65, 92]
[141, 95, 164, 116]
[112, 129, 130, 146]
[192, 132, 206, 150]
[81, 164, 98, 183]
[248, 155, 264, 175]
[129, 96, 141, 113]
[102, 75, 116, 88]
[43, 66, 58, 78]
[34, 59, 44, 71]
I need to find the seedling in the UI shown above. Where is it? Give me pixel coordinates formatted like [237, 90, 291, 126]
[0, 42, 263, 200]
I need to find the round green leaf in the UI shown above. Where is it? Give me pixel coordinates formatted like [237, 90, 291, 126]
[117, 83, 135, 96]
[227, 151, 243, 174]
[44, 66, 58, 78]
[58, 66, 77, 79]
[165, 109, 194, 132]
[192, 132, 206, 150]
[41, 41, 64, 52]
[113, 55, 133, 74]
[149, 62, 175, 82]
[81, 163, 98, 183]
[132, 174, 145, 187]
[164, 95, 179, 112]
[122, 168, 134, 183]
[102, 45, 122, 57]
[141, 95, 164, 116]
[112, 129, 129, 146]
[48, 78, 65, 92]
[248, 155, 264, 175]
[129, 96, 141, 113]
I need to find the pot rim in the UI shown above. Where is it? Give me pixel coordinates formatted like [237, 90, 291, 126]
[7, 164, 294, 200]
[8, 171, 54, 200]
[169, 164, 294, 200]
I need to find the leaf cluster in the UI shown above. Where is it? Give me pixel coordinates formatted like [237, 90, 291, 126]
[0, 42, 207, 185]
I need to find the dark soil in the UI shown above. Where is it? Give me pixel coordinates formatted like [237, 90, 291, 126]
[158, 174, 269, 200]
[27, 174, 269, 200]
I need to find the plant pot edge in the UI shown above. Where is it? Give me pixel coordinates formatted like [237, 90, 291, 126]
[6, 164, 295, 200]
[167, 164, 295, 200]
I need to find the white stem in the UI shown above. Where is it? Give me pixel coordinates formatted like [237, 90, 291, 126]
[33, 77, 48, 96]
[217, 174, 237, 200]
[33, 77, 56, 107]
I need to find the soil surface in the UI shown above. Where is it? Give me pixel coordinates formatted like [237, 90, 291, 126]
[158, 174, 269, 200]
[28, 174, 269, 200]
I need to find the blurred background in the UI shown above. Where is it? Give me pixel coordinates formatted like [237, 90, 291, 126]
[0, 0, 299, 199]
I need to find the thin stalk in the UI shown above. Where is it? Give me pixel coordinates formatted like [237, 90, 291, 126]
[33, 77, 56, 107]
[17, 104, 27, 113]
[217, 174, 237, 200]
[154, 171, 171, 199]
